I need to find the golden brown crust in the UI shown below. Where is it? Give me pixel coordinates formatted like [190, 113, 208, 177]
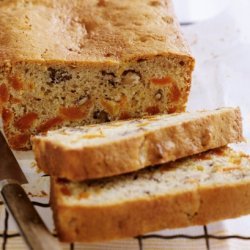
[51, 179, 250, 242]
[0, 0, 192, 64]
[32, 108, 244, 180]
[0, 0, 195, 150]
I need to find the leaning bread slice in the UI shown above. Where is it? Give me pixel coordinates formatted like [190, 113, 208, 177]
[32, 107, 243, 180]
[51, 147, 250, 243]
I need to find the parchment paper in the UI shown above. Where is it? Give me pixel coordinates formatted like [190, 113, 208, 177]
[1, 1, 250, 249]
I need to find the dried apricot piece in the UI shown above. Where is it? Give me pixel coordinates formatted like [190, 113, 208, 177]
[2, 108, 13, 124]
[9, 76, 23, 90]
[14, 112, 38, 130]
[37, 117, 63, 133]
[145, 106, 160, 115]
[151, 76, 172, 85]
[0, 84, 9, 103]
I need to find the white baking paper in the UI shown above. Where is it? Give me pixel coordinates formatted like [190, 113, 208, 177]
[1, 0, 250, 249]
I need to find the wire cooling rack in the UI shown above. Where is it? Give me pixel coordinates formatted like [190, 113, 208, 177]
[2, 200, 250, 250]
[1, 174, 250, 250]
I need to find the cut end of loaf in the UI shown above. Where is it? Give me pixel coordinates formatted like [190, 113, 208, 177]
[1, 55, 194, 150]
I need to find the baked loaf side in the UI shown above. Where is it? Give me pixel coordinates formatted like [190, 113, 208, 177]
[32, 107, 243, 181]
[0, 0, 195, 150]
[51, 147, 250, 243]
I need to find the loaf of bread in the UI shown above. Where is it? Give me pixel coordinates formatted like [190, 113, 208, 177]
[0, 0, 194, 150]
[51, 147, 250, 242]
[32, 107, 243, 180]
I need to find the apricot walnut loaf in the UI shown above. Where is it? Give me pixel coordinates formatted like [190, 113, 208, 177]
[32, 107, 243, 181]
[51, 147, 250, 242]
[0, 0, 194, 150]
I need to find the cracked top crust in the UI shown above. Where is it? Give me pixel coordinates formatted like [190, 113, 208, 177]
[0, 0, 192, 65]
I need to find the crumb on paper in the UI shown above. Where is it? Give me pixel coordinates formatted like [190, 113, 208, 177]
[30, 160, 44, 174]
[24, 176, 50, 198]
[31, 161, 37, 168]
[27, 190, 48, 198]
[41, 190, 47, 196]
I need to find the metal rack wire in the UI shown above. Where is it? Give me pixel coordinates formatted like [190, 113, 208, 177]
[2, 202, 250, 250]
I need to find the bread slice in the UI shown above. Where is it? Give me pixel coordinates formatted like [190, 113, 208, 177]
[51, 147, 250, 243]
[32, 107, 243, 181]
[0, 0, 194, 150]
